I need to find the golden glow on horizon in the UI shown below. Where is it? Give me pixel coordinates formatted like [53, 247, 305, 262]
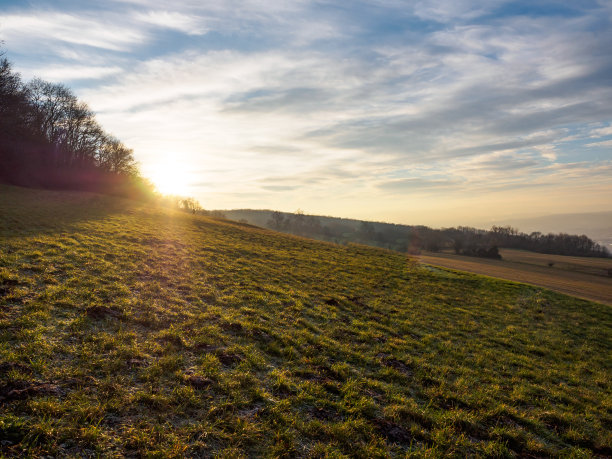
[147, 161, 191, 196]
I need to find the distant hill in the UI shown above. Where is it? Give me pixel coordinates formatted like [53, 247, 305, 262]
[1, 185, 611, 456]
[220, 209, 378, 232]
[219, 209, 610, 258]
[484, 211, 612, 248]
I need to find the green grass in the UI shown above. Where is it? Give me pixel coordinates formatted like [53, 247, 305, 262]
[1, 184, 611, 457]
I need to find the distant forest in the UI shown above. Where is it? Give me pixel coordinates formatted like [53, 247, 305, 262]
[0, 51, 150, 198]
[222, 209, 611, 259]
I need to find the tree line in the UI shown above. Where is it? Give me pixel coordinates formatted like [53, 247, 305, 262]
[0, 51, 151, 198]
[221, 209, 610, 259]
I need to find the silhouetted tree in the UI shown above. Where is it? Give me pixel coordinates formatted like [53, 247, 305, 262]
[98, 137, 137, 175]
[268, 211, 286, 230]
[0, 49, 151, 199]
[180, 197, 201, 213]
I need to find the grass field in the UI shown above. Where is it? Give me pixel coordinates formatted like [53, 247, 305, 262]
[1, 185, 611, 457]
[419, 250, 612, 306]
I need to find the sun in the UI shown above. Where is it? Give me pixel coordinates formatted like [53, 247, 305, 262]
[147, 162, 191, 196]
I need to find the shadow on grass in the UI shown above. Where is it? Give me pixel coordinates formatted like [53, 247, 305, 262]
[0, 184, 131, 238]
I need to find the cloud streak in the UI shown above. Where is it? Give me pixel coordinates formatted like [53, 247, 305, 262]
[134, 10, 208, 35]
[0, 12, 147, 51]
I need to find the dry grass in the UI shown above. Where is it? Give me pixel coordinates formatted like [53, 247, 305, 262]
[419, 250, 612, 305]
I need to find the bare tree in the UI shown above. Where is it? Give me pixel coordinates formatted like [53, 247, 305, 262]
[98, 136, 138, 175]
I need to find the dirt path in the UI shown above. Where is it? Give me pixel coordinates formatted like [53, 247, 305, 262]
[418, 252, 612, 306]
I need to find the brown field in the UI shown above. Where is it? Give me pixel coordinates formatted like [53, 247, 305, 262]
[498, 249, 612, 276]
[418, 249, 612, 306]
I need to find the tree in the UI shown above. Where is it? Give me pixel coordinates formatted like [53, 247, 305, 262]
[359, 221, 375, 240]
[0, 56, 35, 183]
[268, 211, 286, 230]
[179, 197, 201, 213]
[98, 137, 138, 175]
[0, 57, 29, 140]
[0, 50, 144, 197]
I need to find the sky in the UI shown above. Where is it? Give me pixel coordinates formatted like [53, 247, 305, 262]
[1, 0, 611, 228]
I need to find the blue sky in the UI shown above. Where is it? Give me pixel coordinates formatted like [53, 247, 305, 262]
[1, 0, 611, 226]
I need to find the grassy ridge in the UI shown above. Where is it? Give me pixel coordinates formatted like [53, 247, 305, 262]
[0, 185, 611, 457]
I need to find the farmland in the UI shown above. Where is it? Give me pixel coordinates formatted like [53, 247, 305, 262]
[1, 185, 611, 457]
[419, 249, 612, 306]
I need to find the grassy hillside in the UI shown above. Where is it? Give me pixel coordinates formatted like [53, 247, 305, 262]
[1, 185, 611, 457]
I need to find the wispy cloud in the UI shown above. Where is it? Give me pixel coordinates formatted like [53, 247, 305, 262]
[413, 0, 506, 22]
[134, 10, 208, 35]
[586, 139, 612, 148]
[19, 64, 123, 82]
[588, 125, 612, 138]
[0, 12, 147, 51]
[377, 177, 463, 193]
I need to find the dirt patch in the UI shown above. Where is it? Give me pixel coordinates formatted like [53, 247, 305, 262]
[434, 395, 470, 410]
[85, 305, 122, 319]
[0, 279, 19, 286]
[217, 352, 243, 366]
[324, 297, 340, 306]
[220, 322, 244, 333]
[0, 279, 19, 297]
[377, 354, 413, 376]
[312, 364, 345, 382]
[540, 412, 569, 433]
[157, 335, 183, 347]
[373, 418, 412, 445]
[186, 375, 213, 389]
[310, 406, 342, 422]
[0, 381, 61, 402]
[249, 328, 272, 343]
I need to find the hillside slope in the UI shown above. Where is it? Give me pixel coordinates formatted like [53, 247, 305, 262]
[1, 185, 611, 457]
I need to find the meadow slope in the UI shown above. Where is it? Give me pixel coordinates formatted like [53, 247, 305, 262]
[0, 185, 611, 457]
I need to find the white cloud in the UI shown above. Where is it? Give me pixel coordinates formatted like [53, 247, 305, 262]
[589, 125, 612, 138]
[534, 145, 558, 161]
[413, 0, 505, 22]
[19, 64, 123, 82]
[586, 139, 612, 147]
[134, 10, 208, 35]
[0, 12, 147, 51]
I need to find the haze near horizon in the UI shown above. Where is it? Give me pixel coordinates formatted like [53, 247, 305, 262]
[2, 0, 611, 227]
